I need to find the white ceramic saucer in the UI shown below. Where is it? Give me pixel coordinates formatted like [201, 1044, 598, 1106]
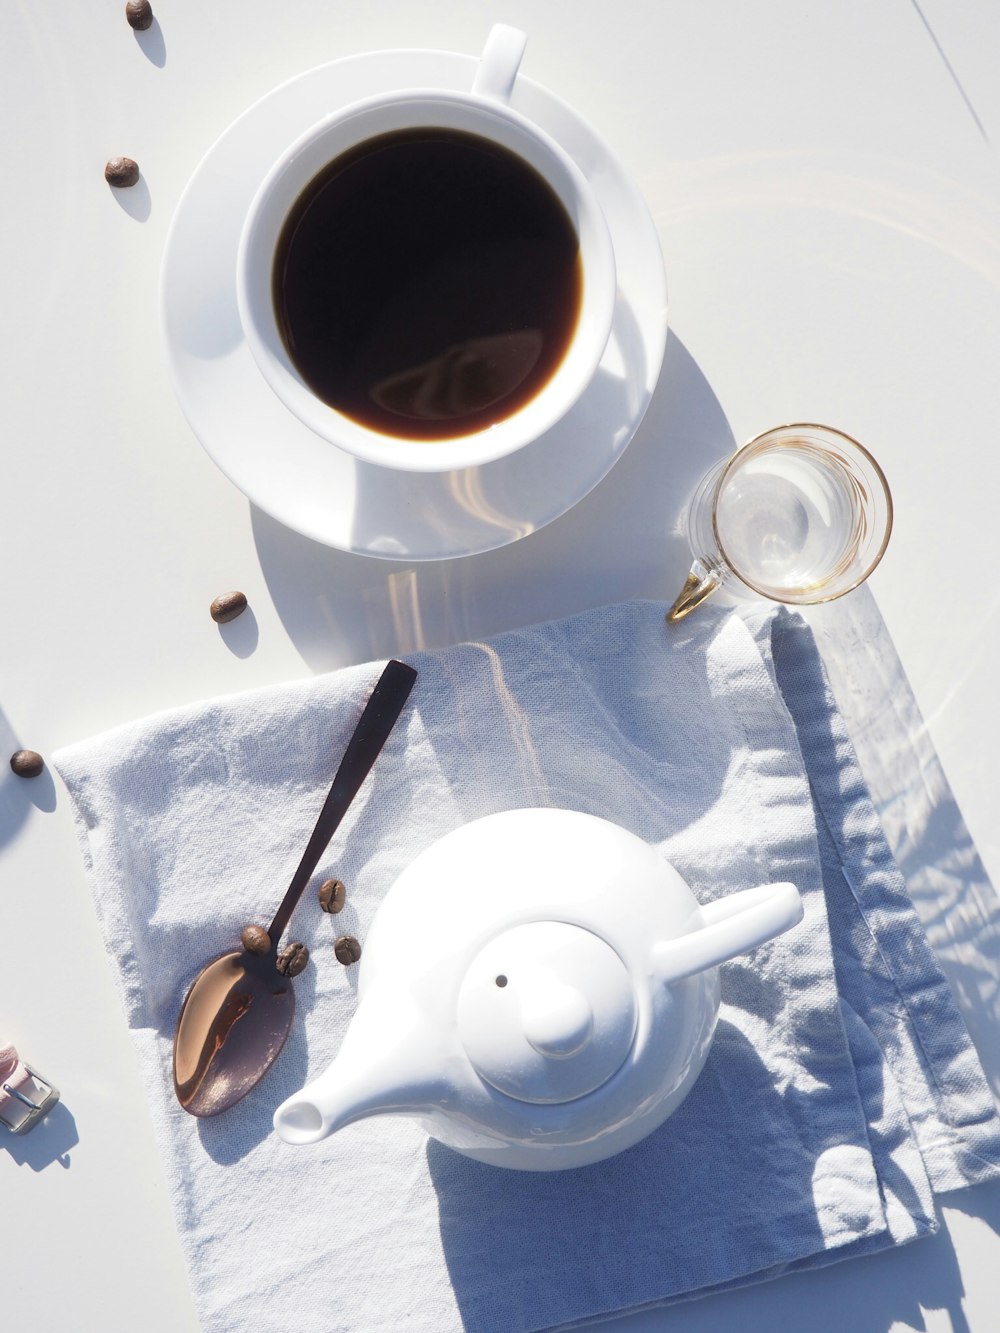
[161, 50, 668, 560]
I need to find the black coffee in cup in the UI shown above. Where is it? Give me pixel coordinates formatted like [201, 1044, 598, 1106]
[272, 127, 582, 441]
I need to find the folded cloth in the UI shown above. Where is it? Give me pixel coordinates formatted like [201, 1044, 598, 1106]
[53, 601, 1000, 1333]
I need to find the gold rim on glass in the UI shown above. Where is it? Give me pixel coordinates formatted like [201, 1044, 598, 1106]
[709, 422, 894, 606]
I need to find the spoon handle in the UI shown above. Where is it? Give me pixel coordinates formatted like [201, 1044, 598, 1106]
[266, 659, 417, 945]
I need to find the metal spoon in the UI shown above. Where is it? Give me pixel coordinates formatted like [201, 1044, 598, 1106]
[172, 659, 417, 1117]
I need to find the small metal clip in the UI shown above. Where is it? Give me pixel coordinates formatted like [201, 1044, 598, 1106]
[0, 1042, 60, 1135]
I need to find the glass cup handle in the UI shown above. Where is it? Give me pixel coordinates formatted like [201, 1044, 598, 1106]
[667, 557, 723, 623]
[472, 24, 528, 103]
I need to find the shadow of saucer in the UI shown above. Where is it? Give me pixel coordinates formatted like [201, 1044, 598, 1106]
[251, 331, 733, 674]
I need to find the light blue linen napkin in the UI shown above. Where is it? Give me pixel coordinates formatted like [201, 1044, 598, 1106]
[53, 601, 1000, 1333]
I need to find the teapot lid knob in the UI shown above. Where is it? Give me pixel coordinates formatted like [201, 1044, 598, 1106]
[457, 922, 637, 1104]
[520, 977, 594, 1058]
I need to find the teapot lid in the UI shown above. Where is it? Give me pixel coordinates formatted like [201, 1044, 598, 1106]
[456, 921, 637, 1104]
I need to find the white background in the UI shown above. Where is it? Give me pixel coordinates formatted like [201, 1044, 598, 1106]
[1, 2, 999, 1329]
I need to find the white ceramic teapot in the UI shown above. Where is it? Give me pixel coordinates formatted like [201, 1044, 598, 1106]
[273, 808, 803, 1170]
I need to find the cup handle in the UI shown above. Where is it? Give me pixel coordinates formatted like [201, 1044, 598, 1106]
[472, 24, 528, 103]
[666, 558, 721, 623]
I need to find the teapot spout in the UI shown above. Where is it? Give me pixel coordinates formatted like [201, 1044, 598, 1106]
[653, 881, 803, 984]
[273, 988, 450, 1146]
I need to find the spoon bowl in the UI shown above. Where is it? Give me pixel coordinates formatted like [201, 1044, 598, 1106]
[174, 950, 294, 1117]
[172, 659, 417, 1117]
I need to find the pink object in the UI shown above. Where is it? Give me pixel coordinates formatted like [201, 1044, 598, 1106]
[0, 1042, 23, 1084]
[0, 1037, 59, 1133]
[0, 1039, 53, 1133]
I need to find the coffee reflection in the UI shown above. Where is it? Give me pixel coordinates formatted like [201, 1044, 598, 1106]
[272, 127, 581, 441]
[371, 330, 544, 422]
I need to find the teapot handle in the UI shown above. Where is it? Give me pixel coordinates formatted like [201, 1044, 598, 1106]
[653, 882, 803, 985]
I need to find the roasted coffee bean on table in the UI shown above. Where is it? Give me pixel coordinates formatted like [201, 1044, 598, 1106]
[276, 942, 310, 977]
[9, 750, 44, 779]
[318, 878, 346, 913]
[125, 0, 154, 29]
[334, 935, 362, 966]
[104, 157, 140, 188]
[240, 924, 271, 955]
[210, 590, 248, 624]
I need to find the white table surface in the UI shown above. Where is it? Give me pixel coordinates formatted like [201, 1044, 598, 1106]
[3, 2, 999, 1329]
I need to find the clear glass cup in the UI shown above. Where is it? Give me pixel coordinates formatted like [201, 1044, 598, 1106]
[667, 423, 893, 622]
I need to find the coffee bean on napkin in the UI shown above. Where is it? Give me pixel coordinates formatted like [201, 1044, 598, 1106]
[334, 936, 362, 966]
[318, 878, 346, 913]
[276, 943, 309, 977]
[240, 924, 271, 955]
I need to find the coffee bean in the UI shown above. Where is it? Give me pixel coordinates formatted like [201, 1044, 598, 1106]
[125, 0, 153, 29]
[105, 157, 140, 188]
[334, 935, 362, 966]
[276, 942, 309, 977]
[210, 590, 248, 624]
[9, 750, 44, 779]
[240, 924, 271, 955]
[318, 878, 346, 913]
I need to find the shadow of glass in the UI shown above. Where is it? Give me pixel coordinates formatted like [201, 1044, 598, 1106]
[1, 1100, 77, 1170]
[251, 331, 733, 674]
[808, 589, 1000, 1097]
[769, 606, 1000, 1196]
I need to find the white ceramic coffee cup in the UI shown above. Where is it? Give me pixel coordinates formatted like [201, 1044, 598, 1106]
[236, 25, 617, 473]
